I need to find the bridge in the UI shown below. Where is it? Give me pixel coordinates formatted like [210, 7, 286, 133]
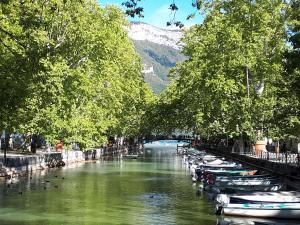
[141, 135, 195, 144]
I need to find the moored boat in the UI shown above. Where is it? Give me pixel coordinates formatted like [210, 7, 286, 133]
[213, 178, 279, 187]
[196, 165, 247, 179]
[203, 169, 257, 177]
[220, 203, 300, 219]
[216, 191, 300, 205]
[209, 183, 284, 195]
[214, 174, 272, 182]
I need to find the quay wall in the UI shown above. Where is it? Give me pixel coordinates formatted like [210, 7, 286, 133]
[0, 145, 132, 176]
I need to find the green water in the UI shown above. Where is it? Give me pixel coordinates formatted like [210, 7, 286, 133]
[0, 142, 217, 225]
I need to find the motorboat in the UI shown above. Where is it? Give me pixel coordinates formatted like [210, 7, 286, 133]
[210, 183, 285, 193]
[213, 178, 280, 187]
[216, 191, 300, 205]
[218, 202, 300, 219]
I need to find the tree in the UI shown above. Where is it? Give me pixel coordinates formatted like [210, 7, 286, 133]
[121, 0, 199, 28]
[273, 0, 300, 138]
[158, 0, 287, 141]
[0, 0, 154, 149]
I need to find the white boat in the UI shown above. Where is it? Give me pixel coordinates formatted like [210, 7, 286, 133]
[197, 158, 229, 166]
[202, 155, 218, 161]
[210, 183, 284, 194]
[196, 164, 242, 176]
[205, 159, 225, 165]
[204, 169, 257, 177]
[221, 203, 300, 219]
[214, 178, 279, 187]
[216, 192, 300, 205]
[196, 165, 244, 180]
[201, 164, 240, 169]
[214, 174, 272, 182]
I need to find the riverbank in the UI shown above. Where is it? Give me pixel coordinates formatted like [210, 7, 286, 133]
[0, 141, 216, 225]
[0, 145, 142, 180]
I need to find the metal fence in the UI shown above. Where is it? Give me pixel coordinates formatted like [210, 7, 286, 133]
[199, 143, 300, 167]
[246, 151, 300, 166]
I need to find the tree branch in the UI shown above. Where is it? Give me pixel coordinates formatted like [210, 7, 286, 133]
[0, 37, 22, 58]
[0, 27, 26, 49]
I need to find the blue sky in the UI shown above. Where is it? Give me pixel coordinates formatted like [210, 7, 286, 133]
[98, 0, 202, 28]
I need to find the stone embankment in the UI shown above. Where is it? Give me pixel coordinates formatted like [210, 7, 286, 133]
[0, 145, 136, 180]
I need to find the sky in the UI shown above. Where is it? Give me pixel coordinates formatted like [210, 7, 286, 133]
[98, 0, 203, 28]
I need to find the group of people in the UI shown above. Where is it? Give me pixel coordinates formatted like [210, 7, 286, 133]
[7, 134, 38, 153]
[4, 134, 64, 153]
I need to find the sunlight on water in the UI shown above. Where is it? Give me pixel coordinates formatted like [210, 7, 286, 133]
[0, 141, 299, 224]
[0, 141, 227, 224]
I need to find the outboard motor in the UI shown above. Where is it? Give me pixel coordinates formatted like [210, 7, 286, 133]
[215, 194, 230, 205]
[214, 194, 229, 215]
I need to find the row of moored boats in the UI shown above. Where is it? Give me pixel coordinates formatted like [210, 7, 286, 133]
[182, 148, 300, 220]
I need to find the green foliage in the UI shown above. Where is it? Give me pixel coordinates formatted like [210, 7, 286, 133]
[274, 0, 300, 138]
[0, 0, 154, 149]
[151, 0, 294, 141]
[2, 0, 299, 146]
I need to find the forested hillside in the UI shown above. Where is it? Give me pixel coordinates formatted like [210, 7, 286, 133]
[133, 40, 185, 93]
[128, 22, 186, 93]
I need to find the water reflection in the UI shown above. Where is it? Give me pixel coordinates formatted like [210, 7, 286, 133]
[0, 141, 210, 224]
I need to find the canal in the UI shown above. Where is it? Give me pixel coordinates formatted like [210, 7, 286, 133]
[0, 141, 216, 225]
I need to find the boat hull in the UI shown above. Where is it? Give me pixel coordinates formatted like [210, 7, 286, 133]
[224, 207, 300, 219]
[228, 191, 300, 204]
[209, 184, 285, 196]
[214, 178, 278, 186]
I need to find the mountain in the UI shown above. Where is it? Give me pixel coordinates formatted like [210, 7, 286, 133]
[128, 22, 183, 50]
[127, 22, 186, 93]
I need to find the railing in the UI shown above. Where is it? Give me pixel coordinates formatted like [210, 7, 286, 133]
[198, 143, 300, 167]
[246, 151, 300, 166]
[142, 136, 194, 144]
